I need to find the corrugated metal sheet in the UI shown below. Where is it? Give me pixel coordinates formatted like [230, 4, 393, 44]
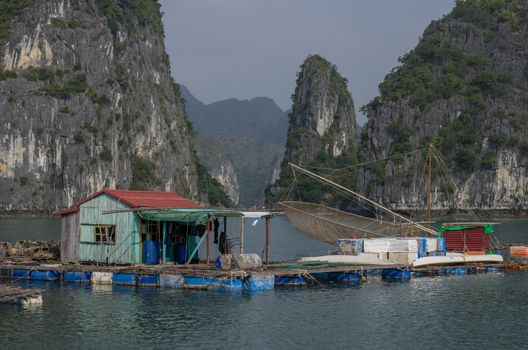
[78, 194, 140, 264]
[104, 189, 202, 209]
[55, 189, 202, 216]
[444, 227, 490, 252]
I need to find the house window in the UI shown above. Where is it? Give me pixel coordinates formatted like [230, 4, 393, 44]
[94, 225, 116, 244]
[141, 221, 160, 241]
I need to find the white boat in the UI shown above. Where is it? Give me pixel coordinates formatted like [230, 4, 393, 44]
[459, 253, 503, 264]
[412, 255, 465, 267]
[413, 253, 503, 267]
[298, 255, 398, 266]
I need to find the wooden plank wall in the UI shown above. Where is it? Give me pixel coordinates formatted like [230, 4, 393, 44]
[60, 212, 80, 263]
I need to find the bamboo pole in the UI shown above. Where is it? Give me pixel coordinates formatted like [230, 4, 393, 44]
[206, 216, 211, 265]
[162, 221, 167, 265]
[240, 217, 244, 254]
[427, 143, 432, 224]
[289, 163, 437, 235]
[265, 216, 270, 264]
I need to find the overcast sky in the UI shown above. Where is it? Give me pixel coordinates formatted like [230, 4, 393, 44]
[160, 0, 455, 124]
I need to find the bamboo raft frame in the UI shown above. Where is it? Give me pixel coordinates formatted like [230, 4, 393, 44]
[0, 260, 510, 280]
[0, 283, 42, 304]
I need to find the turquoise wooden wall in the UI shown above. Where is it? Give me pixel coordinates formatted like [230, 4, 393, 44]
[78, 194, 140, 264]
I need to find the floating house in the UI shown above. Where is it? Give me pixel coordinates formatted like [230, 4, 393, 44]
[55, 189, 272, 265]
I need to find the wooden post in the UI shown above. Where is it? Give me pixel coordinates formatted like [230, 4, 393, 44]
[206, 215, 211, 265]
[162, 221, 167, 265]
[239, 217, 244, 254]
[265, 216, 270, 264]
[427, 143, 432, 224]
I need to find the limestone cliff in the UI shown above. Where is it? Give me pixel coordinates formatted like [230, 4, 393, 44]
[360, 0, 528, 212]
[0, 0, 223, 213]
[206, 156, 239, 206]
[267, 55, 358, 204]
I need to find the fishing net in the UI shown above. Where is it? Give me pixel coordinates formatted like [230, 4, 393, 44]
[279, 201, 432, 244]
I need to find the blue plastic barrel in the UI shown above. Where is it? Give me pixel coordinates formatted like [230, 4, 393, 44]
[31, 270, 60, 281]
[64, 271, 92, 283]
[142, 240, 160, 265]
[416, 238, 427, 258]
[138, 275, 159, 287]
[447, 267, 467, 275]
[484, 267, 500, 273]
[274, 276, 307, 287]
[437, 237, 446, 253]
[112, 273, 136, 285]
[12, 269, 31, 278]
[175, 243, 187, 265]
[382, 269, 411, 282]
[328, 272, 361, 283]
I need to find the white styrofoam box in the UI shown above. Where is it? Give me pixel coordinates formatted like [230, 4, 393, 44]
[358, 252, 388, 260]
[388, 252, 418, 265]
[389, 239, 418, 252]
[92, 272, 112, 285]
[425, 238, 438, 252]
[363, 239, 390, 253]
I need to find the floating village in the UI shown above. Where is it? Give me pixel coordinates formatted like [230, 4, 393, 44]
[1, 162, 528, 306]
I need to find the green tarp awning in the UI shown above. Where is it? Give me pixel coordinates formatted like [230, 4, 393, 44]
[438, 224, 494, 237]
[136, 208, 244, 225]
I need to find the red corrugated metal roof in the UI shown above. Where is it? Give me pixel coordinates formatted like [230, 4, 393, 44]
[53, 189, 202, 216]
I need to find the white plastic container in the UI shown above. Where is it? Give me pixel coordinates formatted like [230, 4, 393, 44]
[425, 238, 438, 252]
[388, 239, 418, 253]
[387, 252, 418, 265]
[363, 239, 390, 253]
[92, 272, 113, 285]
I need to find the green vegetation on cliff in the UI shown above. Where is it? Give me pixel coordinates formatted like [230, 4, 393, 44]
[361, 0, 528, 208]
[97, 0, 164, 36]
[364, 0, 525, 114]
[0, 0, 32, 40]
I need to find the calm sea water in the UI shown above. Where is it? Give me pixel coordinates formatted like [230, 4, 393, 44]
[0, 216, 527, 349]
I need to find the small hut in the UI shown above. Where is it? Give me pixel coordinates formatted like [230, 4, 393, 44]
[55, 189, 273, 265]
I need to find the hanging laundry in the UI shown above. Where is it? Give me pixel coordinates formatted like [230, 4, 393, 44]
[219, 231, 228, 254]
[214, 218, 220, 244]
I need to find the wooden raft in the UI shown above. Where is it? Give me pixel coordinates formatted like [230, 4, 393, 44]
[0, 284, 42, 305]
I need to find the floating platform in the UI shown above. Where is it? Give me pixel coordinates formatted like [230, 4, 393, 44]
[0, 259, 512, 293]
[0, 283, 43, 305]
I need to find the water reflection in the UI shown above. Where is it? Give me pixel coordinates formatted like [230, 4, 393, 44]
[0, 218, 528, 349]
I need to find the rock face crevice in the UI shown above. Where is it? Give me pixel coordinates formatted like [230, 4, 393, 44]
[360, 0, 528, 211]
[0, 0, 200, 212]
[208, 160, 239, 205]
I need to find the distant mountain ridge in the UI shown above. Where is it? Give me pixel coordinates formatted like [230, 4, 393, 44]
[182, 85, 288, 207]
[181, 85, 287, 144]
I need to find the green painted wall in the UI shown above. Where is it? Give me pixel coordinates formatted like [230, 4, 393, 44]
[78, 194, 140, 264]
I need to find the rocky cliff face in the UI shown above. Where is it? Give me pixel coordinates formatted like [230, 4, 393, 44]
[0, 0, 207, 213]
[360, 0, 528, 212]
[267, 55, 358, 204]
[207, 158, 239, 205]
